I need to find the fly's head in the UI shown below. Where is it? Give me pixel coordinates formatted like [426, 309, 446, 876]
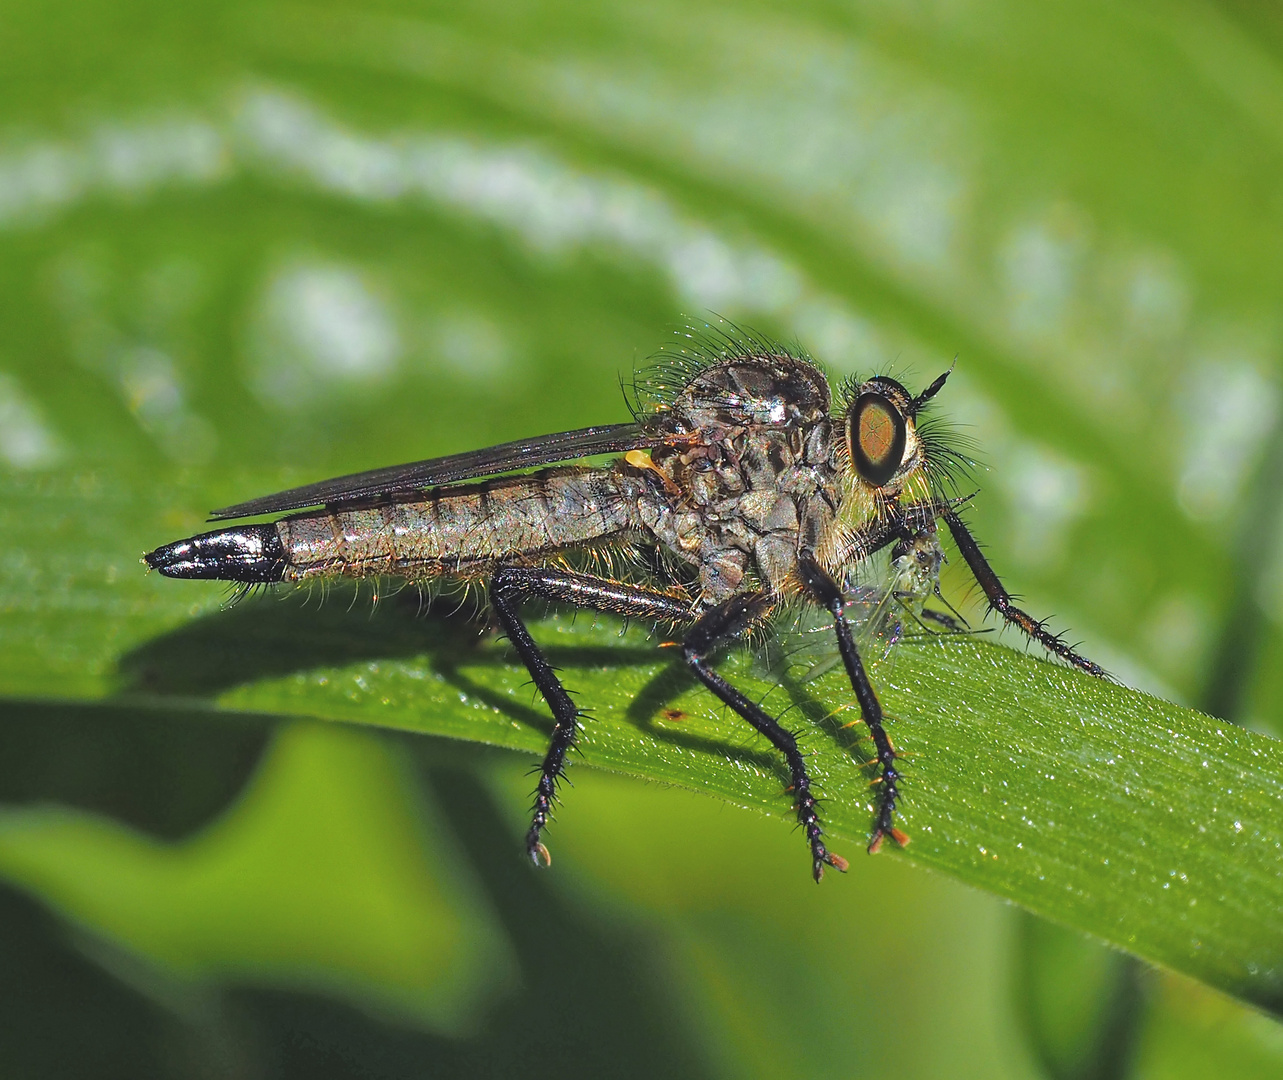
[836, 365, 956, 533]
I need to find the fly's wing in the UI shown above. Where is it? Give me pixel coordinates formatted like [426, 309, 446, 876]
[209, 423, 662, 520]
[757, 583, 900, 687]
[759, 560, 922, 686]
[798, 585, 908, 681]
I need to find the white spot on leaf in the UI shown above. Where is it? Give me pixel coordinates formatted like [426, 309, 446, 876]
[250, 261, 400, 409]
[0, 372, 62, 469]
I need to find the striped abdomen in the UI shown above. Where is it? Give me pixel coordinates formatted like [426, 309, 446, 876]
[278, 467, 638, 581]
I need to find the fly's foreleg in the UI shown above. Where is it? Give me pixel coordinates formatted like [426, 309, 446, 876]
[681, 593, 849, 882]
[797, 553, 906, 854]
[489, 567, 694, 868]
[942, 510, 1108, 678]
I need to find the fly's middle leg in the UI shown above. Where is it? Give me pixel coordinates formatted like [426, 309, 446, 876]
[797, 552, 907, 855]
[492, 566, 852, 880]
[681, 592, 849, 882]
[489, 567, 694, 868]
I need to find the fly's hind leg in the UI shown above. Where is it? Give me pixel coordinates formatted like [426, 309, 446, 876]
[681, 592, 849, 882]
[797, 553, 907, 855]
[489, 566, 694, 867]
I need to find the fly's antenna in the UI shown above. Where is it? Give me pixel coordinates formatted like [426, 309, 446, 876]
[911, 358, 956, 416]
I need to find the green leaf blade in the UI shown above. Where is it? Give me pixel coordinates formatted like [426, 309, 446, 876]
[118, 598, 1283, 1012]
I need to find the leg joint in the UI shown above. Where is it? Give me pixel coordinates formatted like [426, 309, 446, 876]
[795, 550, 843, 613]
[490, 565, 531, 605]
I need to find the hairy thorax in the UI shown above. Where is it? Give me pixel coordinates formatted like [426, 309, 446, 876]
[631, 355, 846, 602]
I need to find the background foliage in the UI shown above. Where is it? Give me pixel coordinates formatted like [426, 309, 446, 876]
[2, 0, 1283, 1077]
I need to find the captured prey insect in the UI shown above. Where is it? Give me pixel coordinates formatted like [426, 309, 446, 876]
[145, 330, 1107, 880]
[775, 520, 966, 686]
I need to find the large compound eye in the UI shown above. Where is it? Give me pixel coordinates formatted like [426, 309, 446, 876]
[848, 392, 907, 487]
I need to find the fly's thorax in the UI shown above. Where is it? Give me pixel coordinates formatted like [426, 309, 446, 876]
[663, 355, 830, 433]
[633, 405, 844, 600]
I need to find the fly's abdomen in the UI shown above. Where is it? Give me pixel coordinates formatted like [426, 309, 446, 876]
[145, 522, 288, 582]
[278, 467, 636, 581]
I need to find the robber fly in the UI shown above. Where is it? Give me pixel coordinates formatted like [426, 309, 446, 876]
[146, 329, 1105, 880]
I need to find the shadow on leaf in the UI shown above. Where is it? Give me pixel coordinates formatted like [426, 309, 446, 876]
[114, 584, 886, 799]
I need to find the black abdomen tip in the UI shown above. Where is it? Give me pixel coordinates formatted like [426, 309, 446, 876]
[145, 524, 287, 582]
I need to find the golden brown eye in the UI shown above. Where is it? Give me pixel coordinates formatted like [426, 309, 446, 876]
[848, 392, 907, 487]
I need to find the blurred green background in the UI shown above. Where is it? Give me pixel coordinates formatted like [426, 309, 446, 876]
[2, 0, 1283, 1076]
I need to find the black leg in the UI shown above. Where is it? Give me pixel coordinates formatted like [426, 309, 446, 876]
[796, 553, 907, 854]
[681, 592, 849, 881]
[942, 510, 1107, 678]
[916, 607, 970, 634]
[490, 567, 696, 867]
[840, 496, 968, 563]
[841, 500, 930, 563]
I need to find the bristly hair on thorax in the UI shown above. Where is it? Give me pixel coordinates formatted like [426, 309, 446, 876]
[625, 318, 820, 421]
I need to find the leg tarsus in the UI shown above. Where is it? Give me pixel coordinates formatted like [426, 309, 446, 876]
[490, 570, 581, 868]
[526, 830, 552, 868]
[524, 749, 571, 868]
[868, 825, 911, 856]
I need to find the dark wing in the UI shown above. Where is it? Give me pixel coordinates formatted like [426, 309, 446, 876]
[209, 423, 662, 520]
